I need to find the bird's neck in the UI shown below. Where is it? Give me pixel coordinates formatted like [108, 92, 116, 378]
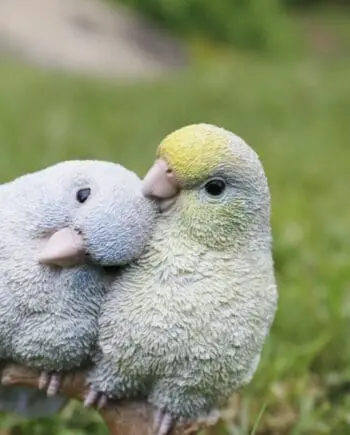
[135, 208, 272, 286]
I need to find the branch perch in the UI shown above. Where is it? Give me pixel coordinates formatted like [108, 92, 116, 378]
[1, 365, 216, 435]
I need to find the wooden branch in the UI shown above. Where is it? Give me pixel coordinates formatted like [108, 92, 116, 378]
[1, 365, 217, 435]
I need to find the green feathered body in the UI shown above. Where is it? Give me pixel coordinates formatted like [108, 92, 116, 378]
[91, 203, 277, 418]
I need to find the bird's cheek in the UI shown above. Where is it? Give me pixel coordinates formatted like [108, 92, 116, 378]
[181, 201, 238, 249]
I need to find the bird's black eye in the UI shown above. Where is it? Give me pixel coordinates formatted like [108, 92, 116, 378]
[204, 179, 226, 197]
[76, 188, 91, 203]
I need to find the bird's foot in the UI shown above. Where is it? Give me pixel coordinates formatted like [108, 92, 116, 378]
[38, 372, 62, 396]
[178, 409, 220, 433]
[153, 408, 219, 434]
[84, 388, 108, 410]
[195, 409, 220, 427]
[153, 408, 175, 435]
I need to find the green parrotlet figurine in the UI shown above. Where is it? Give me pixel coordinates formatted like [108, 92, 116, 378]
[86, 124, 278, 435]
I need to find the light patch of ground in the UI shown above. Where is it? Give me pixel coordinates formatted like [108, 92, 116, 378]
[0, 0, 187, 79]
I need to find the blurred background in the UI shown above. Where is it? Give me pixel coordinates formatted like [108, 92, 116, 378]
[0, 0, 349, 433]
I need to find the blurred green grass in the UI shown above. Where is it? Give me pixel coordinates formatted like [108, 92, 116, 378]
[0, 10, 350, 435]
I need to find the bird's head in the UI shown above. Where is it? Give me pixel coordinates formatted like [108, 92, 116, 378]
[35, 161, 156, 268]
[142, 123, 271, 250]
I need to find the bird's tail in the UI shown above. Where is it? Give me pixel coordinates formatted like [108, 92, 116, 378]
[0, 386, 68, 418]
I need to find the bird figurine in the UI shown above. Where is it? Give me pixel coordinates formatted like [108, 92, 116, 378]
[86, 124, 278, 435]
[0, 160, 156, 417]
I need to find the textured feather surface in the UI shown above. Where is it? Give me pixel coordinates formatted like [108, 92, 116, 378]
[89, 124, 278, 421]
[0, 160, 156, 416]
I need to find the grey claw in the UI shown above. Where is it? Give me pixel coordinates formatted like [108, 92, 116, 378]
[154, 409, 174, 435]
[84, 390, 99, 408]
[38, 372, 49, 390]
[154, 408, 163, 431]
[97, 395, 108, 409]
[84, 389, 107, 409]
[47, 374, 61, 396]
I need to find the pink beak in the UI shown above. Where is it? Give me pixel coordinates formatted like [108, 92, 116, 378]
[142, 159, 179, 199]
[38, 228, 86, 268]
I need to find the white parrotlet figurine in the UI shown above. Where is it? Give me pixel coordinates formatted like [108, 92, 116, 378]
[0, 160, 156, 417]
[85, 124, 278, 435]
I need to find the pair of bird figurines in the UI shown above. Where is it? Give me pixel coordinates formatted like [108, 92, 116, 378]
[0, 123, 277, 435]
